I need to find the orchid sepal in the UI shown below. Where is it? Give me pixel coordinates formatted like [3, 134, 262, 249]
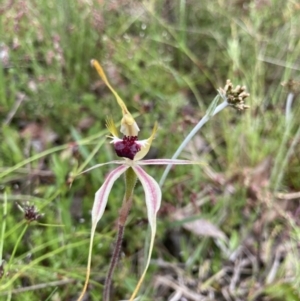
[136, 158, 203, 165]
[133, 122, 158, 161]
[91, 59, 139, 137]
[129, 165, 161, 301]
[77, 164, 130, 301]
[92, 164, 129, 224]
[106, 116, 119, 138]
[78, 160, 126, 175]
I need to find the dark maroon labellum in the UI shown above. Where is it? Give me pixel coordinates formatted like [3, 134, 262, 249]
[114, 136, 141, 160]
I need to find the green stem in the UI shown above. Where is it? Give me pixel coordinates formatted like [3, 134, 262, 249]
[0, 191, 7, 270]
[159, 98, 228, 187]
[103, 168, 137, 301]
[6, 222, 29, 274]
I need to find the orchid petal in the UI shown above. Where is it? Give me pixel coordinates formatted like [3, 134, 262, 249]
[91, 59, 139, 137]
[133, 122, 158, 161]
[106, 116, 119, 137]
[77, 223, 97, 301]
[137, 159, 202, 165]
[129, 165, 161, 301]
[92, 165, 129, 224]
[78, 160, 125, 175]
[78, 164, 129, 301]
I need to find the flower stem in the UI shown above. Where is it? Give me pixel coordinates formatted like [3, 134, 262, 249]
[103, 168, 137, 301]
[7, 222, 29, 272]
[103, 223, 125, 301]
[159, 99, 228, 187]
[285, 92, 294, 124]
[0, 191, 7, 266]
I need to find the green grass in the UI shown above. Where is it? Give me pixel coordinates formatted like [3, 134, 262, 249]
[1, 0, 300, 300]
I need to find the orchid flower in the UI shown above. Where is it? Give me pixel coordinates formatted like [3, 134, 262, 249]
[77, 60, 199, 301]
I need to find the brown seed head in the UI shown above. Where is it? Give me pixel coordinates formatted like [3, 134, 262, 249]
[221, 79, 250, 111]
[18, 203, 43, 223]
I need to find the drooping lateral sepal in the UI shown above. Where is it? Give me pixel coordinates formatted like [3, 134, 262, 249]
[129, 165, 161, 301]
[92, 165, 129, 224]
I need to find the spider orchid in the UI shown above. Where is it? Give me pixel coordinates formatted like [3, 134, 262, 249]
[78, 60, 199, 301]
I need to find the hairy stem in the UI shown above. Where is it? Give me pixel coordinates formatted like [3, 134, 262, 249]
[103, 168, 137, 301]
[103, 223, 125, 301]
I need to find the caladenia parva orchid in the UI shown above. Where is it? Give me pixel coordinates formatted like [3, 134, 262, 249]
[77, 60, 200, 301]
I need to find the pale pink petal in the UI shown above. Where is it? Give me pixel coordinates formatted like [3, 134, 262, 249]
[78, 160, 125, 175]
[78, 164, 128, 301]
[132, 165, 161, 224]
[129, 165, 161, 300]
[137, 159, 201, 165]
[92, 165, 129, 224]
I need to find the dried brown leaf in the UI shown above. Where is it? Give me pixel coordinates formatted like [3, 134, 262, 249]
[172, 211, 226, 240]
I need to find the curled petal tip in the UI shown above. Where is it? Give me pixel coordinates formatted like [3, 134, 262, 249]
[133, 122, 158, 161]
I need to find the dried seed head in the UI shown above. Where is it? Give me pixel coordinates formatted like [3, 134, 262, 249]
[221, 79, 250, 111]
[17, 203, 43, 223]
[281, 79, 300, 93]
